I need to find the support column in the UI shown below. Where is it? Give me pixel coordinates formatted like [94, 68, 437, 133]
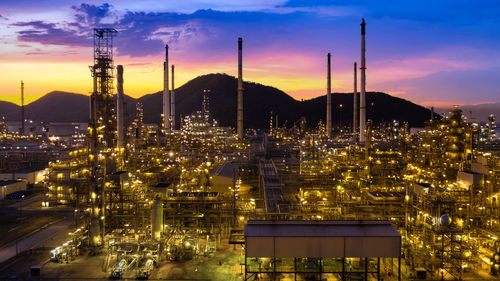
[398, 257, 401, 281]
[294, 258, 297, 281]
[342, 258, 346, 281]
[365, 257, 368, 281]
[377, 258, 380, 281]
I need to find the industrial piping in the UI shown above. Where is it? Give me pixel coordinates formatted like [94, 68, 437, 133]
[359, 18, 367, 143]
[237, 37, 244, 139]
[116, 65, 125, 149]
[327, 53, 332, 138]
[163, 45, 170, 133]
[353, 62, 358, 134]
[171, 64, 175, 130]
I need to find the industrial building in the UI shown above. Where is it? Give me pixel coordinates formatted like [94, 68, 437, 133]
[245, 220, 402, 281]
[0, 166, 46, 184]
[0, 179, 27, 199]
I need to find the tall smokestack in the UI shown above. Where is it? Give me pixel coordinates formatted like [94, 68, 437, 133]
[359, 18, 367, 143]
[171, 64, 175, 130]
[353, 62, 358, 134]
[327, 53, 332, 138]
[163, 45, 170, 133]
[20, 80, 24, 135]
[116, 65, 125, 149]
[237, 37, 244, 139]
[430, 107, 434, 121]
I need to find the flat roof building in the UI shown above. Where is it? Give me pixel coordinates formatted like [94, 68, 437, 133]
[244, 220, 402, 281]
[0, 179, 27, 200]
[0, 166, 46, 184]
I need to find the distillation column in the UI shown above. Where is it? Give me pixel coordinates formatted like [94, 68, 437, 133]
[237, 37, 244, 139]
[163, 45, 170, 133]
[116, 65, 125, 149]
[353, 62, 358, 134]
[359, 18, 367, 143]
[171, 64, 175, 130]
[327, 53, 332, 138]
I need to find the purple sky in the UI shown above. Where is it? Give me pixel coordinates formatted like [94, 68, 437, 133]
[0, 0, 499, 107]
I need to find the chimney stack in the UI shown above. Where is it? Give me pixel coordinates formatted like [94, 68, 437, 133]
[20, 80, 24, 135]
[116, 65, 125, 149]
[353, 62, 358, 134]
[359, 18, 367, 143]
[171, 64, 175, 130]
[327, 53, 332, 138]
[163, 45, 170, 133]
[237, 37, 244, 139]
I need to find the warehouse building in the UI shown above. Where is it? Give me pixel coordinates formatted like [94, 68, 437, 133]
[0, 180, 27, 199]
[244, 220, 402, 281]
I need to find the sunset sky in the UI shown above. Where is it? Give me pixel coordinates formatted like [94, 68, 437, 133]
[0, 0, 499, 107]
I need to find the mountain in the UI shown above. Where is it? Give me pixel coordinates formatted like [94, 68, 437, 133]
[25, 91, 90, 122]
[137, 73, 301, 128]
[138, 73, 434, 128]
[0, 101, 20, 120]
[0, 73, 436, 128]
[4, 91, 137, 123]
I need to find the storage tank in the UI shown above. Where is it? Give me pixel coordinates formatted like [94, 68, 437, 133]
[440, 215, 451, 226]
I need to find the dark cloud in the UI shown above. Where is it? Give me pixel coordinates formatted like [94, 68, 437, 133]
[11, 21, 89, 46]
[10, 2, 499, 61]
[10, 4, 314, 57]
[111, 10, 190, 56]
[72, 3, 113, 26]
[0, 14, 8, 20]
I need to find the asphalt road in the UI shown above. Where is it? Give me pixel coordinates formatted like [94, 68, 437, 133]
[0, 215, 72, 264]
[7, 193, 44, 209]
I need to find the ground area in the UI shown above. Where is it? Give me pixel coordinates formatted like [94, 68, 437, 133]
[0, 225, 498, 281]
[0, 193, 64, 248]
[1, 242, 498, 281]
[1, 243, 245, 281]
[0, 211, 63, 249]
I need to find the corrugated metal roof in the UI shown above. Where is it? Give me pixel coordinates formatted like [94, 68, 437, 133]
[245, 220, 400, 237]
[0, 179, 24, 186]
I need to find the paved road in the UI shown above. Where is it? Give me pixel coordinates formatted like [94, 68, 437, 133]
[7, 193, 44, 209]
[0, 215, 72, 264]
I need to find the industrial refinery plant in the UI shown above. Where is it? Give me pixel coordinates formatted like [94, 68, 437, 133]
[0, 15, 499, 281]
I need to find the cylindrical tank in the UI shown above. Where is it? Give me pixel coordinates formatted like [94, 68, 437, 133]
[151, 198, 163, 239]
[440, 215, 451, 226]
